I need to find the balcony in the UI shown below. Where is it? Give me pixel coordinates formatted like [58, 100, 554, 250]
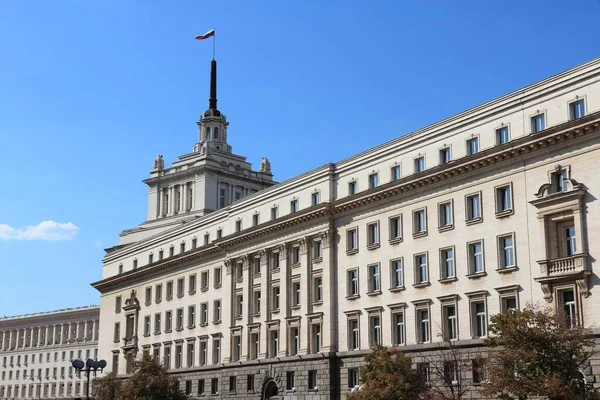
[121, 336, 138, 351]
[535, 253, 590, 301]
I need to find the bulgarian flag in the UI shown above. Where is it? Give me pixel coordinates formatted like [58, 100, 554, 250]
[195, 29, 215, 40]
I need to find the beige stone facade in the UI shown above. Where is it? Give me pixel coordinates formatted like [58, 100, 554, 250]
[0, 306, 100, 400]
[93, 58, 600, 399]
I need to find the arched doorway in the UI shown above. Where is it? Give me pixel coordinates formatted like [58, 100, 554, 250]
[262, 380, 279, 399]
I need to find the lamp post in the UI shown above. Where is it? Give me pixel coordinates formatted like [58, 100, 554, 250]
[71, 358, 107, 400]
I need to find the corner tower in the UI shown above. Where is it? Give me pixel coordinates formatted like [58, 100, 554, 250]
[119, 59, 276, 245]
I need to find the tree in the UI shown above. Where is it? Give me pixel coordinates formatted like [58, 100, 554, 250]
[481, 304, 599, 400]
[347, 344, 429, 400]
[93, 353, 188, 400]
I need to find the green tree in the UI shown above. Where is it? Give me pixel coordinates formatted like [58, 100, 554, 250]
[347, 344, 429, 400]
[481, 304, 599, 400]
[93, 372, 122, 400]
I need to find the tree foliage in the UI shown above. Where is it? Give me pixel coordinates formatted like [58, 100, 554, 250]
[347, 345, 429, 400]
[481, 304, 599, 400]
[93, 353, 188, 400]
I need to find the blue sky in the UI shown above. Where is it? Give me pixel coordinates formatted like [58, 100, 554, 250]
[1, 0, 599, 317]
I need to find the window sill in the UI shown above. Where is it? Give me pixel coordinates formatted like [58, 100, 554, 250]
[312, 257, 323, 263]
[166, 296, 173, 301]
[412, 231, 428, 239]
[291, 263, 301, 268]
[346, 249, 359, 256]
[164, 329, 172, 333]
[212, 320, 222, 325]
[465, 217, 483, 226]
[388, 237, 403, 245]
[495, 209, 514, 219]
[145, 302, 151, 307]
[252, 313, 261, 318]
[346, 294, 360, 300]
[153, 332, 161, 336]
[439, 277, 458, 284]
[187, 325, 196, 329]
[201, 287, 209, 293]
[466, 271, 487, 279]
[156, 299, 162, 304]
[213, 284, 222, 289]
[290, 305, 301, 310]
[308, 388, 319, 393]
[367, 290, 382, 297]
[253, 273, 261, 279]
[367, 243, 380, 250]
[236, 278, 243, 283]
[271, 268, 280, 274]
[412, 282, 431, 288]
[175, 327, 184, 332]
[113, 339, 119, 344]
[143, 333, 150, 338]
[177, 294, 184, 299]
[188, 290, 196, 296]
[271, 309, 280, 314]
[497, 266, 518, 274]
[312, 301, 323, 306]
[389, 286, 405, 293]
[438, 225, 454, 233]
[234, 316, 242, 321]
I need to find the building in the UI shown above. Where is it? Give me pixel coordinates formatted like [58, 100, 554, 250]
[0, 306, 100, 400]
[93, 57, 600, 399]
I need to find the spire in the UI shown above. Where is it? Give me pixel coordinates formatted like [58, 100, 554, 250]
[209, 59, 217, 110]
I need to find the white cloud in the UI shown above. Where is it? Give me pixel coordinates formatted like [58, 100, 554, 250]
[0, 220, 80, 241]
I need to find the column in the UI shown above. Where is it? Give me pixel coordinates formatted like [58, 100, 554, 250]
[181, 184, 188, 212]
[321, 230, 336, 352]
[83, 321, 89, 342]
[299, 237, 309, 355]
[76, 323, 81, 343]
[259, 250, 268, 359]
[156, 187, 162, 219]
[169, 186, 175, 215]
[0, 331, 4, 351]
[43, 325, 49, 346]
[36, 327, 41, 347]
[53, 325, 59, 345]
[179, 184, 185, 214]
[279, 243, 289, 357]
[93, 320, 98, 341]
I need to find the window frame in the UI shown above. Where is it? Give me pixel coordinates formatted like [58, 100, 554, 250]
[466, 291, 488, 339]
[494, 183, 514, 218]
[414, 155, 425, 173]
[466, 135, 479, 156]
[531, 111, 546, 133]
[497, 232, 517, 272]
[413, 252, 429, 287]
[389, 257, 404, 291]
[388, 214, 403, 243]
[412, 207, 427, 238]
[413, 300, 431, 344]
[368, 172, 379, 189]
[467, 239, 486, 277]
[390, 164, 401, 181]
[495, 125, 510, 146]
[438, 200, 454, 232]
[439, 146, 451, 165]
[367, 263, 381, 295]
[366, 221, 380, 249]
[569, 98, 586, 121]
[439, 246, 457, 282]
[465, 191, 483, 224]
[346, 227, 359, 254]
[346, 268, 359, 298]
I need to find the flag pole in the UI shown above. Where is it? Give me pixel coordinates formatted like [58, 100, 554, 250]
[212, 29, 216, 60]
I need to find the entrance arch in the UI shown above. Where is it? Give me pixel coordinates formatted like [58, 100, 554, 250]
[262, 379, 279, 400]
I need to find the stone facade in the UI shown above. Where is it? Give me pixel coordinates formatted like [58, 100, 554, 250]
[93, 57, 600, 399]
[0, 306, 100, 400]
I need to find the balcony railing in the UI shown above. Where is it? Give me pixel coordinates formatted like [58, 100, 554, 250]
[121, 336, 138, 350]
[537, 253, 589, 277]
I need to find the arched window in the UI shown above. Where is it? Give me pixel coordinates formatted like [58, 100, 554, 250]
[206, 127, 211, 140]
[214, 127, 219, 139]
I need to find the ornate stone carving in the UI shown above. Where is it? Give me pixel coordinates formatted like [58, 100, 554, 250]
[540, 283, 553, 303]
[152, 155, 164, 171]
[260, 157, 272, 173]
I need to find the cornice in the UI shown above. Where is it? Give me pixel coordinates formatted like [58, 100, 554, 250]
[92, 113, 600, 294]
[0, 307, 99, 329]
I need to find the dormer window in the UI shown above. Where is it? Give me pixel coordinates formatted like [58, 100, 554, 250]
[552, 169, 568, 193]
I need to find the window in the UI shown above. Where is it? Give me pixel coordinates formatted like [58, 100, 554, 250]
[115, 295, 122, 313]
[211, 377, 219, 395]
[392, 312, 405, 345]
[497, 286, 519, 314]
[439, 147, 451, 164]
[348, 368, 359, 389]
[187, 343, 194, 367]
[118, 264, 123, 274]
[390, 258, 403, 289]
[472, 359, 486, 384]
[443, 361, 459, 387]
[413, 209, 427, 236]
[197, 379, 205, 396]
[216, 228, 222, 239]
[203, 233, 209, 245]
[291, 246, 301, 264]
[289, 327, 299, 356]
[347, 269, 359, 297]
[367, 264, 381, 293]
[154, 314, 161, 334]
[348, 317, 360, 350]
[348, 180, 357, 195]
[148, 253, 154, 264]
[236, 262, 243, 281]
[200, 270, 209, 291]
[532, 113, 546, 133]
[247, 374, 255, 392]
[165, 310, 172, 331]
[367, 222, 379, 248]
[472, 301, 487, 338]
[176, 278, 184, 298]
[313, 276, 323, 303]
[253, 291, 261, 314]
[252, 257, 261, 276]
[271, 286, 280, 310]
[159, 249, 164, 260]
[212, 338, 221, 364]
[414, 253, 428, 284]
[368, 173, 379, 189]
[286, 371, 295, 391]
[271, 252, 280, 270]
[416, 308, 430, 343]
[496, 126, 509, 145]
[390, 165, 401, 181]
[235, 220, 242, 232]
[155, 283, 163, 303]
[311, 191, 320, 205]
[570, 99, 585, 120]
[369, 314, 382, 346]
[560, 289, 577, 328]
[213, 299, 221, 322]
[268, 329, 279, 358]
[180, 242, 185, 253]
[313, 240, 322, 259]
[229, 376, 236, 393]
[219, 188, 226, 209]
[443, 304, 458, 340]
[414, 156, 425, 173]
[498, 234, 516, 269]
[468, 241, 484, 275]
[189, 274, 196, 294]
[389, 215, 402, 241]
[552, 169, 569, 193]
[308, 370, 317, 390]
[176, 308, 184, 330]
[466, 192, 482, 221]
[292, 281, 301, 307]
[192, 237, 198, 248]
[235, 294, 243, 318]
[271, 206, 278, 220]
[143, 316, 150, 336]
[214, 267, 222, 287]
[200, 303, 208, 325]
[133, 259, 138, 269]
[199, 340, 207, 366]
[249, 332, 259, 359]
[440, 247, 455, 279]
[185, 380, 192, 395]
[346, 228, 358, 252]
[290, 199, 298, 213]
[169, 246, 174, 257]
[145, 287, 152, 305]
[564, 225, 577, 256]
[113, 323, 120, 343]
[438, 201, 453, 229]
[252, 213, 259, 226]
[467, 137, 479, 155]
[166, 281, 173, 300]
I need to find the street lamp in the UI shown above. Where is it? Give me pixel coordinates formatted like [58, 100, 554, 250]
[71, 358, 107, 400]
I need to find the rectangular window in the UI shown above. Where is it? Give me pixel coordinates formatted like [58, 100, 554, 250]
[468, 241, 484, 274]
[203, 233, 209, 245]
[290, 199, 298, 213]
[292, 281, 301, 307]
[348, 180, 357, 195]
[414, 156, 425, 173]
[313, 241, 322, 259]
[467, 137, 479, 155]
[216, 229, 222, 239]
[440, 247, 455, 279]
[253, 291, 261, 314]
[252, 213, 259, 226]
[415, 253, 428, 284]
[249, 332, 259, 359]
[498, 234, 515, 269]
[347, 269, 359, 297]
[159, 249, 164, 260]
[143, 316, 150, 336]
[311, 192, 320, 206]
[211, 377, 219, 395]
[212, 338, 221, 365]
[313, 276, 323, 303]
[192, 237, 198, 248]
[347, 228, 358, 251]
[443, 305, 458, 340]
[391, 165, 401, 181]
[369, 315, 381, 346]
[496, 126, 510, 145]
[389, 215, 402, 241]
[155, 283, 163, 303]
[166, 281, 173, 300]
[565, 226, 577, 256]
[235, 294, 243, 318]
[200, 303, 208, 325]
[286, 371, 295, 391]
[236, 262, 243, 281]
[169, 246, 174, 257]
[472, 359, 486, 384]
[113, 323, 120, 343]
[133, 259, 138, 269]
[187, 343, 194, 368]
[443, 361, 459, 386]
[553, 169, 569, 193]
[115, 295, 122, 313]
[165, 310, 172, 332]
[417, 309, 430, 343]
[308, 370, 317, 390]
[368, 173, 379, 189]
[532, 113, 546, 133]
[367, 222, 379, 247]
[392, 312, 405, 345]
[348, 368, 359, 389]
[390, 259, 403, 289]
[200, 271, 209, 291]
[247, 374, 255, 392]
[197, 379, 205, 395]
[413, 209, 427, 235]
[271, 206, 278, 220]
[466, 193, 482, 221]
[180, 242, 186, 253]
[292, 246, 301, 264]
[501, 295, 518, 314]
[199, 340, 207, 366]
[472, 301, 487, 338]
[570, 99, 585, 120]
[185, 380, 192, 395]
[560, 289, 577, 328]
[439, 147, 451, 164]
[271, 286, 280, 310]
[145, 287, 152, 305]
[176, 309, 184, 330]
[154, 313, 161, 334]
[189, 274, 196, 294]
[235, 220, 242, 232]
[311, 324, 321, 353]
[368, 264, 381, 293]
[219, 188, 226, 209]
[214, 267, 222, 287]
[289, 327, 299, 356]
[268, 330, 279, 358]
[148, 253, 154, 264]
[229, 376, 236, 393]
[271, 252, 280, 270]
[438, 201, 453, 228]
[348, 318, 360, 350]
[252, 257, 261, 276]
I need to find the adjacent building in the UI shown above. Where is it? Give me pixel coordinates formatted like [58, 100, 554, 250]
[0, 306, 100, 400]
[93, 57, 600, 399]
